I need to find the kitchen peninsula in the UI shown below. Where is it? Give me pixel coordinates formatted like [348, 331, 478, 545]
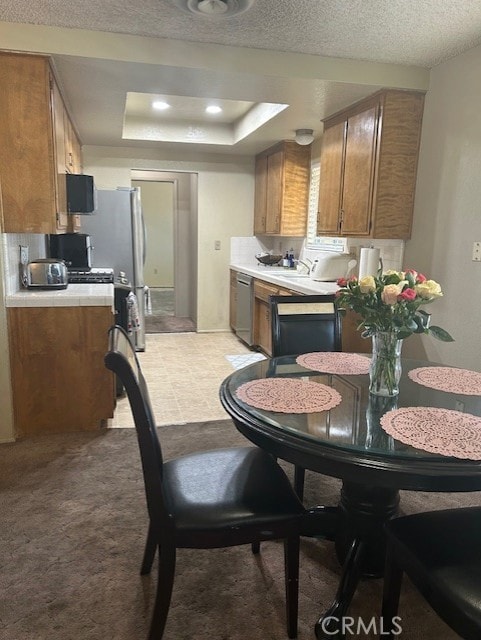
[6, 284, 115, 438]
[230, 265, 369, 356]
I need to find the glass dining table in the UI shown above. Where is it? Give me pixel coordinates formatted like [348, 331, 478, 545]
[219, 355, 481, 639]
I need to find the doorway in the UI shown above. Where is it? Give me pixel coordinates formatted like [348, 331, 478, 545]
[131, 170, 198, 333]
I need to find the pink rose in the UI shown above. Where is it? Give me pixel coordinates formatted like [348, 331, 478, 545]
[405, 269, 417, 278]
[416, 273, 427, 283]
[337, 277, 347, 287]
[399, 288, 417, 302]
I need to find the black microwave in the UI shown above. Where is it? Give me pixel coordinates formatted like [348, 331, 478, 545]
[66, 174, 96, 214]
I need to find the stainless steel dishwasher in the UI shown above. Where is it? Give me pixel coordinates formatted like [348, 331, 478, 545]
[235, 272, 254, 346]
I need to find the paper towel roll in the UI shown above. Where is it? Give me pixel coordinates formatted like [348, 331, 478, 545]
[358, 248, 381, 279]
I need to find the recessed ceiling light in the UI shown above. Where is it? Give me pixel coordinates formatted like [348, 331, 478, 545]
[171, 0, 255, 18]
[206, 105, 222, 114]
[152, 101, 170, 111]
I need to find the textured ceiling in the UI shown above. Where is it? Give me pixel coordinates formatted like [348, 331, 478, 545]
[3, 0, 481, 67]
[1, 0, 481, 155]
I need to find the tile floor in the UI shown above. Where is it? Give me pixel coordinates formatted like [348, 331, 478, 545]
[109, 331, 262, 428]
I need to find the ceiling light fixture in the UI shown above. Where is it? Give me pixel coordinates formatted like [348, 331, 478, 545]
[198, 0, 228, 14]
[171, 0, 255, 18]
[152, 101, 170, 110]
[206, 105, 222, 114]
[294, 128, 314, 146]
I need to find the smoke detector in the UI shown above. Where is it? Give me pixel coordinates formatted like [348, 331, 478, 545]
[171, 0, 255, 17]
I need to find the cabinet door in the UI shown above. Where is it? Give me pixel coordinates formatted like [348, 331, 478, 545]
[265, 149, 283, 233]
[0, 53, 58, 234]
[254, 299, 272, 355]
[254, 155, 267, 234]
[340, 106, 378, 236]
[317, 121, 345, 235]
[50, 77, 68, 231]
[8, 305, 115, 437]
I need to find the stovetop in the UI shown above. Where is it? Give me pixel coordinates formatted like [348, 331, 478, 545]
[68, 267, 115, 284]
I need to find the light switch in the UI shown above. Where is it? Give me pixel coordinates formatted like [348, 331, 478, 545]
[214, 240, 221, 250]
[473, 242, 481, 261]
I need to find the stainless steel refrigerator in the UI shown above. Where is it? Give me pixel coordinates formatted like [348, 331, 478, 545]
[81, 187, 146, 351]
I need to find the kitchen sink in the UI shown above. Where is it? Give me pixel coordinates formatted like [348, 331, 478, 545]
[275, 272, 310, 278]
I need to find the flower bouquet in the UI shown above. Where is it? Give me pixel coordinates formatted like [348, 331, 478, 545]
[335, 269, 454, 396]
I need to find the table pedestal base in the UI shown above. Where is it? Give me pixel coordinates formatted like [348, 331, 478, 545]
[315, 482, 400, 639]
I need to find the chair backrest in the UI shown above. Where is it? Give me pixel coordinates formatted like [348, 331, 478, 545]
[270, 294, 342, 357]
[104, 325, 170, 533]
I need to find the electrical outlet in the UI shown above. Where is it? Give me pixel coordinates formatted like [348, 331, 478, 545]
[473, 242, 481, 261]
[214, 240, 221, 250]
[19, 245, 29, 265]
[455, 401, 465, 412]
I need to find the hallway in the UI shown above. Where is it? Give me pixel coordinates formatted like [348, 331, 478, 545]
[145, 287, 196, 333]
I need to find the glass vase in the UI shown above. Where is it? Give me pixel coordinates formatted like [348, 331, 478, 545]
[369, 331, 403, 397]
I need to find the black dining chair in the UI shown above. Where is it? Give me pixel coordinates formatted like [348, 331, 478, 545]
[270, 294, 342, 500]
[381, 507, 481, 639]
[104, 324, 307, 640]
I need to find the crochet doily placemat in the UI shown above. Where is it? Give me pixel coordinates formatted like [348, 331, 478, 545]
[380, 406, 481, 459]
[235, 378, 342, 414]
[296, 352, 371, 375]
[408, 367, 481, 395]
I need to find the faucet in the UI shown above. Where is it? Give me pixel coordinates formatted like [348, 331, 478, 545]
[297, 257, 313, 274]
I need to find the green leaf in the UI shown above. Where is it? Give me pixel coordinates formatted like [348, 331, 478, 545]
[428, 326, 455, 342]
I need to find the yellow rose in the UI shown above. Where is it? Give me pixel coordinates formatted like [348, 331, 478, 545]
[415, 280, 443, 300]
[381, 283, 404, 305]
[359, 275, 376, 293]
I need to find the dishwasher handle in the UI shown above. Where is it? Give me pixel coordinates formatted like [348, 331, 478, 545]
[236, 274, 253, 287]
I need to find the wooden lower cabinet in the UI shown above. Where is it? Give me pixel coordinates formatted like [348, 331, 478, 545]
[253, 279, 294, 355]
[8, 305, 115, 437]
[341, 311, 372, 354]
[237, 275, 372, 357]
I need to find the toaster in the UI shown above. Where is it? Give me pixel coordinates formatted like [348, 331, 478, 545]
[25, 259, 68, 290]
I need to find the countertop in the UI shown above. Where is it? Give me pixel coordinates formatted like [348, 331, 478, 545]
[230, 264, 339, 295]
[6, 283, 114, 308]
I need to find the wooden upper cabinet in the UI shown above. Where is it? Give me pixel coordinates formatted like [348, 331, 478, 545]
[51, 77, 68, 231]
[254, 140, 311, 237]
[254, 155, 268, 234]
[317, 121, 345, 235]
[341, 106, 377, 236]
[317, 89, 425, 239]
[0, 51, 83, 234]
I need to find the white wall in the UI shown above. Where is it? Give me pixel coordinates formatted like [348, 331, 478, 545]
[132, 180, 174, 288]
[403, 44, 481, 369]
[84, 146, 254, 331]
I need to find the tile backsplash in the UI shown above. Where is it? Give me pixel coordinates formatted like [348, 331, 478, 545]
[1, 233, 47, 295]
[231, 236, 404, 274]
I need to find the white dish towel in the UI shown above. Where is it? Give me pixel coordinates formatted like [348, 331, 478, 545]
[127, 292, 140, 333]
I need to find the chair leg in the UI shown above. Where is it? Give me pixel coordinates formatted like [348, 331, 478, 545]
[251, 541, 260, 554]
[284, 535, 300, 639]
[294, 466, 305, 501]
[141, 522, 157, 575]
[381, 545, 404, 639]
[148, 543, 176, 640]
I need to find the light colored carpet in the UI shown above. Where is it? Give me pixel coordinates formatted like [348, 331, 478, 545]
[2, 420, 478, 639]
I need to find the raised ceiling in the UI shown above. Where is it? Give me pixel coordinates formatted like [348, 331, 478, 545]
[1, 0, 481, 155]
